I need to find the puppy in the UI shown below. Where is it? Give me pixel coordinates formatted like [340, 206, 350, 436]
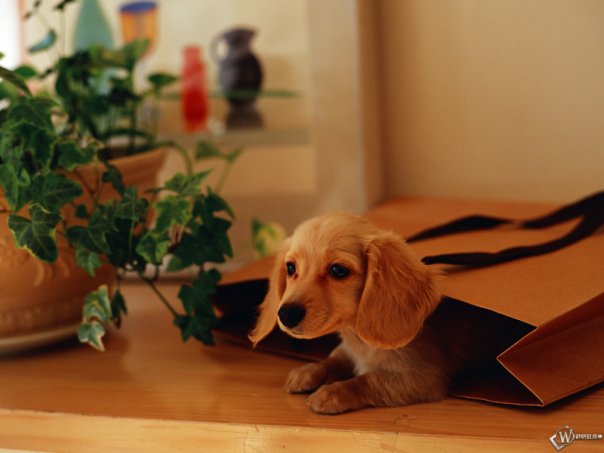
[249, 212, 515, 414]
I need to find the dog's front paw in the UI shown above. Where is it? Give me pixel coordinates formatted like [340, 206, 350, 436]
[307, 382, 362, 415]
[285, 363, 328, 394]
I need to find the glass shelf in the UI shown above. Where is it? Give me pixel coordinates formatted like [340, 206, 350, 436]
[157, 96, 312, 149]
[165, 127, 311, 149]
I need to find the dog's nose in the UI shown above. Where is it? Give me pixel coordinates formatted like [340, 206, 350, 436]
[278, 304, 306, 328]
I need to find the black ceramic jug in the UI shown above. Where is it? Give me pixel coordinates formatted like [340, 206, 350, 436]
[211, 27, 263, 107]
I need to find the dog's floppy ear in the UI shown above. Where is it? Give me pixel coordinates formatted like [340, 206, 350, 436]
[249, 239, 290, 345]
[356, 231, 440, 349]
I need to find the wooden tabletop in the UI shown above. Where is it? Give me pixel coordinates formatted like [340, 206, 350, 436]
[1, 281, 603, 452]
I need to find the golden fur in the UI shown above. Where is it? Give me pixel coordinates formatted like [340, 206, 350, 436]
[249, 212, 510, 414]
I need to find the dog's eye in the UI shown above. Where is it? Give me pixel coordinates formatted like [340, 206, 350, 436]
[329, 264, 350, 279]
[286, 261, 296, 276]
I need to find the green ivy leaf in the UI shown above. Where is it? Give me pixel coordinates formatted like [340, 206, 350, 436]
[205, 188, 235, 219]
[111, 289, 128, 320]
[0, 166, 19, 210]
[56, 141, 94, 170]
[194, 141, 243, 164]
[31, 173, 83, 212]
[173, 315, 215, 345]
[251, 218, 287, 258]
[13, 64, 39, 80]
[179, 269, 221, 312]
[163, 171, 211, 196]
[29, 29, 58, 53]
[0, 65, 32, 96]
[122, 39, 150, 69]
[167, 233, 205, 270]
[75, 245, 102, 277]
[8, 204, 61, 262]
[0, 97, 56, 168]
[67, 210, 112, 254]
[154, 196, 191, 233]
[166, 255, 186, 272]
[77, 321, 106, 352]
[82, 285, 112, 324]
[192, 198, 234, 259]
[135, 230, 171, 265]
[78, 285, 112, 351]
[181, 203, 232, 269]
[6, 96, 55, 129]
[22, 126, 56, 167]
[0, 80, 19, 101]
[104, 218, 141, 269]
[88, 45, 127, 69]
[85, 215, 112, 253]
[115, 187, 148, 221]
[174, 270, 222, 345]
[101, 164, 125, 195]
[148, 72, 178, 89]
[107, 83, 139, 107]
[0, 164, 31, 212]
[194, 141, 222, 160]
[168, 218, 232, 271]
[225, 147, 243, 164]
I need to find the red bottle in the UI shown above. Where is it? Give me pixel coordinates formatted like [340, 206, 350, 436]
[181, 46, 209, 132]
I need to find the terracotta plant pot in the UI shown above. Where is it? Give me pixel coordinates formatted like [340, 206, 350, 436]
[0, 148, 167, 353]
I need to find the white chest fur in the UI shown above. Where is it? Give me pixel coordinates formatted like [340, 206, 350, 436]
[339, 329, 395, 375]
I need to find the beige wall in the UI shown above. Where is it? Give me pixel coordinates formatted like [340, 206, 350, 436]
[20, 0, 600, 224]
[378, 0, 604, 202]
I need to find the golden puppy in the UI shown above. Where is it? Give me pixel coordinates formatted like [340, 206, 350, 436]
[249, 212, 513, 414]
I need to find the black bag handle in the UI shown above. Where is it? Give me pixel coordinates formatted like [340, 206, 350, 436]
[406, 191, 604, 268]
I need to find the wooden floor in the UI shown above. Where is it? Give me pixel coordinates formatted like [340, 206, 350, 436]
[0, 282, 603, 452]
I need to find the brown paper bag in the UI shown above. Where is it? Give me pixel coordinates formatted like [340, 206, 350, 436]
[213, 193, 604, 407]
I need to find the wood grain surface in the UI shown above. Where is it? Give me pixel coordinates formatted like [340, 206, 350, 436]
[0, 281, 602, 452]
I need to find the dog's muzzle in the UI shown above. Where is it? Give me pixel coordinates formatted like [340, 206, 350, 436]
[278, 303, 306, 328]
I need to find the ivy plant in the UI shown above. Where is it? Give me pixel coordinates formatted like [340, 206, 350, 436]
[0, 0, 240, 350]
